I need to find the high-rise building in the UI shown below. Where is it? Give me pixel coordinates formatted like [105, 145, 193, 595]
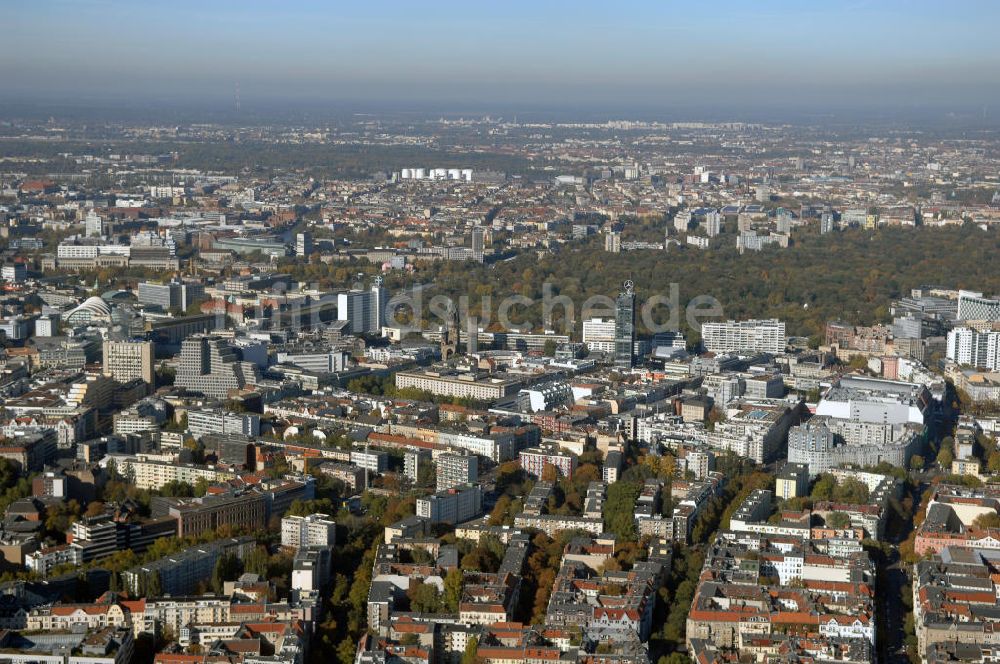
[701, 319, 786, 355]
[369, 278, 387, 332]
[1, 263, 26, 283]
[416, 485, 482, 524]
[471, 227, 485, 261]
[138, 280, 205, 312]
[350, 450, 389, 474]
[103, 339, 155, 387]
[776, 211, 793, 234]
[519, 446, 577, 479]
[85, 211, 104, 238]
[281, 513, 336, 550]
[614, 281, 636, 370]
[582, 317, 616, 353]
[436, 452, 478, 492]
[947, 326, 1000, 370]
[820, 212, 835, 234]
[704, 210, 721, 237]
[604, 231, 621, 253]
[34, 315, 58, 337]
[175, 335, 261, 399]
[466, 316, 479, 355]
[337, 279, 387, 335]
[673, 210, 692, 233]
[403, 450, 431, 482]
[295, 232, 313, 257]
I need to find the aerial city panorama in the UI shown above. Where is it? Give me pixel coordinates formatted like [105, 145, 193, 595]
[0, 2, 999, 664]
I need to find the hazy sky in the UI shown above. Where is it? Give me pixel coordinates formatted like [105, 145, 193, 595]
[5, 0, 1000, 112]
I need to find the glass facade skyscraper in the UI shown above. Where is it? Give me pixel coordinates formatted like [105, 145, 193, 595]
[614, 281, 636, 370]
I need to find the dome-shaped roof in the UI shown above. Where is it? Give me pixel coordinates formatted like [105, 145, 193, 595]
[66, 296, 112, 320]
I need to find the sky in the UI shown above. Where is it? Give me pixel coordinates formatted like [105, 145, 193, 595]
[5, 0, 1000, 115]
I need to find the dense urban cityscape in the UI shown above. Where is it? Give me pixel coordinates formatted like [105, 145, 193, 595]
[3, 3, 1000, 664]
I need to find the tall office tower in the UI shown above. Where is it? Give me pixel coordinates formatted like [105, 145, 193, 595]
[337, 279, 388, 335]
[466, 316, 479, 355]
[103, 339, 155, 387]
[704, 210, 721, 237]
[175, 335, 261, 399]
[295, 232, 313, 257]
[957, 291, 1000, 322]
[614, 281, 636, 370]
[604, 231, 621, 253]
[436, 452, 479, 492]
[471, 227, 485, 261]
[701, 319, 787, 355]
[337, 290, 371, 335]
[369, 277, 387, 333]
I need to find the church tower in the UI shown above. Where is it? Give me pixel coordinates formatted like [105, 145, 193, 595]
[440, 305, 459, 361]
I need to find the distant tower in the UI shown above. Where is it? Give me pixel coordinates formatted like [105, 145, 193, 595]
[295, 231, 313, 257]
[441, 305, 459, 361]
[369, 276, 387, 333]
[471, 227, 486, 261]
[604, 231, 621, 253]
[235, 81, 240, 115]
[614, 281, 636, 370]
[466, 316, 478, 355]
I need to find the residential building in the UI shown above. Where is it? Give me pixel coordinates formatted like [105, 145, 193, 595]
[281, 513, 336, 550]
[775, 462, 810, 499]
[404, 449, 431, 483]
[102, 339, 155, 386]
[416, 485, 482, 524]
[519, 446, 577, 479]
[351, 449, 389, 473]
[947, 325, 1000, 370]
[122, 537, 255, 596]
[701, 319, 786, 355]
[436, 452, 478, 492]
